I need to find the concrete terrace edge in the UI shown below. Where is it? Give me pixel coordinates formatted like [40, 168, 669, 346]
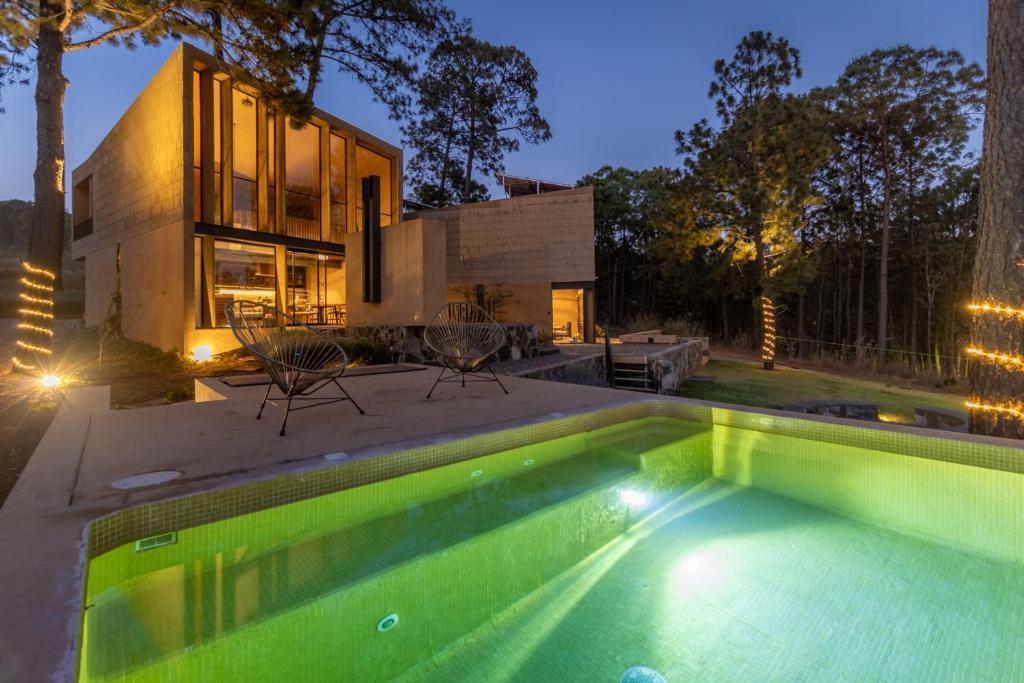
[1, 385, 1023, 682]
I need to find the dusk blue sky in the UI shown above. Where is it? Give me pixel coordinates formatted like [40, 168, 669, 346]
[0, 0, 987, 204]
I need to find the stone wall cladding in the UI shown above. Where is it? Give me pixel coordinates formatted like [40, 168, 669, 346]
[517, 352, 607, 388]
[647, 338, 710, 394]
[338, 323, 538, 364]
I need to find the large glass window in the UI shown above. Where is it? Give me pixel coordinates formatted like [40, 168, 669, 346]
[213, 80, 222, 223]
[286, 250, 346, 325]
[285, 120, 321, 240]
[212, 240, 276, 327]
[267, 114, 276, 233]
[355, 144, 393, 230]
[192, 70, 202, 222]
[232, 88, 258, 230]
[329, 133, 346, 242]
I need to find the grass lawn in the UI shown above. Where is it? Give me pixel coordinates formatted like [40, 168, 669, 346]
[676, 359, 966, 423]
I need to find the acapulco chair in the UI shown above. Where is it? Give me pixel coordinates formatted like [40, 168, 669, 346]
[225, 301, 364, 435]
[423, 302, 509, 399]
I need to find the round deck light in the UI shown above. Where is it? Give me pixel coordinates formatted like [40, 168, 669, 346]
[376, 613, 399, 632]
[190, 345, 213, 363]
[41, 374, 62, 388]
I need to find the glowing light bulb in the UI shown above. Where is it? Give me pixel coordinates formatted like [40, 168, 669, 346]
[41, 374, 62, 388]
[619, 489, 650, 508]
[190, 345, 213, 362]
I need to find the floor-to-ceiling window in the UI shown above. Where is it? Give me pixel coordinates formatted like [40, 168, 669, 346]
[192, 70, 202, 222]
[267, 113, 277, 233]
[232, 88, 258, 230]
[213, 80, 222, 223]
[286, 250, 346, 324]
[212, 240, 276, 327]
[329, 133, 346, 242]
[355, 144, 393, 230]
[285, 121, 321, 240]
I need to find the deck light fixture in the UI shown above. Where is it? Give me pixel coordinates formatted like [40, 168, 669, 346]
[190, 345, 214, 362]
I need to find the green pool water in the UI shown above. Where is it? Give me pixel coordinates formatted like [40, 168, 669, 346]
[80, 417, 1024, 682]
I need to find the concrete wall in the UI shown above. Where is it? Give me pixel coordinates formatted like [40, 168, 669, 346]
[71, 45, 187, 351]
[344, 218, 448, 326]
[411, 187, 595, 335]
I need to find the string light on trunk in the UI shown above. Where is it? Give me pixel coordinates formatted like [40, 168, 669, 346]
[966, 261, 1024, 423]
[761, 296, 776, 369]
[12, 261, 56, 374]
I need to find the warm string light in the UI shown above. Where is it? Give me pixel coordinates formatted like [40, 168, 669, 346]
[17, 322, 53, 336]
[20, 277, 53, 292]
[12, 261, 57, 373]
[965, 301, 1024, 321]
[965, 399, 1024, 420]
[760, 296, 776, 363]
[964, 346, 1024, 372]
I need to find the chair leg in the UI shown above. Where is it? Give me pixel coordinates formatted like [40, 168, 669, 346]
[488, 366, 509, 394]
[426, 366, 446, 399]
[334, 379, 365, 415]
[256, 382, 273, 420]
[461, 370, 466, 388]
[279, 390, 296, 436]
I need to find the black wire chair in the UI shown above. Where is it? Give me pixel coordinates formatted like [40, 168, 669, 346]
[423, 302, 509, 399]
[225, 301, 364, 435]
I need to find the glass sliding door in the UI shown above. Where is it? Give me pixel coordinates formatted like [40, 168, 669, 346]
[212, 240, 276, 327]
[286, 250, 346, 325]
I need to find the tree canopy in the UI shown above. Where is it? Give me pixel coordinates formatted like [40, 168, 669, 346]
[403, 33, 550, 206]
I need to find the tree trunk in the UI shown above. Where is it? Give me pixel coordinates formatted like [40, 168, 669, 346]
[797, 290, 806, 357]
[29, 8, 66, 279]
[721, 292, 730, 342]
[877, 130, 893, 364]
[462, 120, 476, 202]
[969, 0, 1024, 438]
[17, 1, 65, 373]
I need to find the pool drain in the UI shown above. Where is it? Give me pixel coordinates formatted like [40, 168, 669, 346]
[376, 614, 399, 633]
[620, 666, 667, 683]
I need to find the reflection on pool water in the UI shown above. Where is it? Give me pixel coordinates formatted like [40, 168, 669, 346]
[80, 417, 1024, 681]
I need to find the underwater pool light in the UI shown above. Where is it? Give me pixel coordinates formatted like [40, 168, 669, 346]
[619, 489, 649, 509]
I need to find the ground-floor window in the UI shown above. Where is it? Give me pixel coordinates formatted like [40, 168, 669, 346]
[213, 240, 276, 327]
[552, 287, 584, 341]
[285, 250, 346, 325]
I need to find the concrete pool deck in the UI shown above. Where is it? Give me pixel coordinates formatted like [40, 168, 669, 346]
[0, 365, 1021, 682]
[0, 368, 648, 681]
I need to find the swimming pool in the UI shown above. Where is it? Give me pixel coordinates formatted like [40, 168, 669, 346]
[79, 412, 1024, 681]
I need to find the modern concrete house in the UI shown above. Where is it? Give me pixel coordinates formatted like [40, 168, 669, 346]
[70, 43, 596, 358]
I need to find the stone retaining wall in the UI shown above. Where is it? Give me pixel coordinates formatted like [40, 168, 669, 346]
[339, 323, 538, 363]
[646, 337, 709, 394]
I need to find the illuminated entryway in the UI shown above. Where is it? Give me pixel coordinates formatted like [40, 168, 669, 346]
[551, 282, 595, 343]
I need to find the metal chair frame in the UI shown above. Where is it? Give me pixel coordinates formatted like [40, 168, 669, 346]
[225, 301, 364, 435]
[423, 302, 509, 399]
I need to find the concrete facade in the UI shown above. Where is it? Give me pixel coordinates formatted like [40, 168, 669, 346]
[71, 43, 596, 355]
[409, 187, 597, 341]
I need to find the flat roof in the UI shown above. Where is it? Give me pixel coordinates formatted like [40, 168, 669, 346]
[497, 173, 573, 197]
